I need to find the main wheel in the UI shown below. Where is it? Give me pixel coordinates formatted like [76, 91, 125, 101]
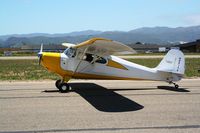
[55, 79, 61, 89]
[59, 83, 70, 93]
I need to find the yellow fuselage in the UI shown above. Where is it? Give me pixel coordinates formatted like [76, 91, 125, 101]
[41, 52, 73, 80]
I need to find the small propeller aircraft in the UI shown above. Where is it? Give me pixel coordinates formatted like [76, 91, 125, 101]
[38, 38, 185, 92]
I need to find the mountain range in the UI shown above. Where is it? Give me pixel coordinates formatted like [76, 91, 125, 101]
[0, 26, 200, 47]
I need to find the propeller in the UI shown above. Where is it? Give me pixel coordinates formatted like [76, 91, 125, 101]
[38, 44, 43, 65]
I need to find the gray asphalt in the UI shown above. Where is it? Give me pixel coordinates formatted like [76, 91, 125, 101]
[0, 79, 200, 133]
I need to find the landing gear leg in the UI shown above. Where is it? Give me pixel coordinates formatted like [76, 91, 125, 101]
[55, 79, 70, 93]
[169, 81, 179, 89]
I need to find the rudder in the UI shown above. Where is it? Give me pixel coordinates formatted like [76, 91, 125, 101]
[156, 49, 185, 75]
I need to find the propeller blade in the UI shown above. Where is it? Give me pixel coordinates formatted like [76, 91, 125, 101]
[39, 43, 43, 54]
[38, 44, 43, 65]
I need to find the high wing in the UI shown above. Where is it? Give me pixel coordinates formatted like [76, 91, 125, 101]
[63, 38, 136, 57]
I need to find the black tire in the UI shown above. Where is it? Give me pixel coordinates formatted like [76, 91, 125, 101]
[175, 84, 179, 89]
[55, 79, 61, 89]
[59, 83, 70, 93]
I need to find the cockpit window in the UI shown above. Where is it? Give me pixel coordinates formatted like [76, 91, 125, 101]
[84, 53, 107, 64]
[64, 48, 76, 57]
[96, 57, 107, 64]
[85, 54, 93, 62]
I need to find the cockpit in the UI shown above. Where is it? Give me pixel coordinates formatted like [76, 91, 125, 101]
[84, 54, 107, 64]
[63, 48, 107, 64]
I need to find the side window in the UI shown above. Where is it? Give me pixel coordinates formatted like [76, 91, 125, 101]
[85, 54, 93, 62]
[84, 54, 107, 64]
[96, 57, 107, 64]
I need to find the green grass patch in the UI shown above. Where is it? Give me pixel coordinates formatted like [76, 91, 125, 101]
[126, 58, 162, 68]
[184, 58, 200, 77]
[127, 58, 200, 78]
[0, 58, 199, 80]
[0, 60, 59, 80]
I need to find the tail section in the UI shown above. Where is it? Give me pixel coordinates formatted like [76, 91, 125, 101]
[156, 49, 185, 75]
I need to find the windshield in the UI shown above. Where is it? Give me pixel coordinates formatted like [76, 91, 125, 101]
[64, 48, 76, 57]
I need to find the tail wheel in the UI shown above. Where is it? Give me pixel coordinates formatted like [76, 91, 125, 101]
[59, 83, 70, 93]
[168, 81, 179, 89]
[175, 84, 179, 89]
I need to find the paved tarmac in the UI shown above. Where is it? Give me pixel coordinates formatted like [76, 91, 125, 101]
[0, 79, 200, 133]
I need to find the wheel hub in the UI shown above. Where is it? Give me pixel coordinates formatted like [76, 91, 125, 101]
[61, 85, 67, 91]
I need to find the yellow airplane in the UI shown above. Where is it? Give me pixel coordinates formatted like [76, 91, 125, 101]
[38, 38, 185, 92]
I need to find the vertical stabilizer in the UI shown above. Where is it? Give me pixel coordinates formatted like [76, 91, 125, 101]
[156, 49, 185, 75]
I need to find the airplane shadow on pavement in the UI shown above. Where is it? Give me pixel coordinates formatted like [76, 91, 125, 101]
[69, 83, 144, 112]
[43, 83, 189, 112]
[157, 86, 190, 92]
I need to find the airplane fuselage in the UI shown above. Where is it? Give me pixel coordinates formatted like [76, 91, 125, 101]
[41, 52, 182, 82]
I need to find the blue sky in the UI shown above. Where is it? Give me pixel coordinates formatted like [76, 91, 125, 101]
[0, 0, 200, 35]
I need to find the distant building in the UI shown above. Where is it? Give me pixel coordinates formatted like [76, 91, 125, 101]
[3, 51, 12, 56]
[0, 48, 21, 56]
[158, 47, 166, 52]
[170, 47, 180, 50]
[0, 45, 67, 55]
[176, 40, 200, 52]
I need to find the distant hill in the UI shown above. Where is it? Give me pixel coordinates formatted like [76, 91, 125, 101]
[3, 36, 91, 47]
[0, 30, 102, 41]
[1, 26, 200, 47]
[129, 26, 200, 43]
[0, 39, 3, 47]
